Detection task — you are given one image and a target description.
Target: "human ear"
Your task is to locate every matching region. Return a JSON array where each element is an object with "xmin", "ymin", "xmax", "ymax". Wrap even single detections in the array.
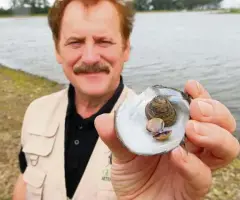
[
  {"xmin": 55, "ymin": 47, "xmax": 63, "ymax": 64},
  {"xmin": 123, "ymin": 39, "xmax": 131, "ymax": 62}
]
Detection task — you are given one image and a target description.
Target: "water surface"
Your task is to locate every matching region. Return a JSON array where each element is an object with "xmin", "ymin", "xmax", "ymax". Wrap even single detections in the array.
[{"xmin": 0, "ymin": 12, "xmax": 239, "ymax": 138}]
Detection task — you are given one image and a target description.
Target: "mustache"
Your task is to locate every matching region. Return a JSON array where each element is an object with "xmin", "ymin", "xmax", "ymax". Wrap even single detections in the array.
[{"xmin": 73, "ymin": 63, "xmax": 110, "ymax": 74}]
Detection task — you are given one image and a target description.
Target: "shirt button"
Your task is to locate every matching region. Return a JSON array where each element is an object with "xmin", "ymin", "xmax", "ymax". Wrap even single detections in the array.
[
  {"xmin": 74, "ymin": 140, "xmax": 80, "ymax": 145},
  {"xmin": 78, "ymin": 125, "xmax": 83, "ymax": 130}
]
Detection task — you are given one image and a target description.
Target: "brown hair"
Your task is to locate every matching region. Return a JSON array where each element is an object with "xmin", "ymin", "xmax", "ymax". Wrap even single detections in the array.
[{"xmin": 47, "ymin": 0, "xmax": 135, "ymax": 49}]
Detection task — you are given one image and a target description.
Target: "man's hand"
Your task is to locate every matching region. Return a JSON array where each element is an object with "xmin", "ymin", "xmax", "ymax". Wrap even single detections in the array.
[
  {"xmin": 184, "ymin": 80, "xmax": 239, "ymax": 170},
  {"xmin": 12, "ymin": 174, "xmax": 26, "ymax": 200},
  {"xmin": 95, "ymin": 80, "xmax": 240, "ymax": 200}
]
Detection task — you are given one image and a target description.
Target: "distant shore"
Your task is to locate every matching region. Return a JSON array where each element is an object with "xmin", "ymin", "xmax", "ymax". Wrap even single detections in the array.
[
  {"xmin": 0, "ymin": 64, "xmax": 240, "ymax": 200},
  {"xmin": 0, "ymin": 9, "xmax": 239, "ymax": 18},
  {"xmin": 217, "ymin": 8, "xmax": 240, "ymax": 14},
  {"xmin": 0, "ymin": 13, "xmax": 48, "ymax": 18}
]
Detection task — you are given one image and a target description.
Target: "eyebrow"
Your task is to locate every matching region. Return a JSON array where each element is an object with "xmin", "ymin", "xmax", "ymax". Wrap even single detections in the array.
[
  {"xmin": 93, "ymin": 35, "xmax": 114, "ymax": 41},
  {"xmin": 64, "ymin": 35, "xmax": 114, "ymax": 46}
]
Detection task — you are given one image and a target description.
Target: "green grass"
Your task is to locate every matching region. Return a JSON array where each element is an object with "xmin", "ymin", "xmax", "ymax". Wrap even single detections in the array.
[
  {"xmin": 217, "ymin": 8, "xmax": 240, "ymax": 14},
  {"xmin": 228, "ymin": 8, "xmax": 240, "ymax": 13}
]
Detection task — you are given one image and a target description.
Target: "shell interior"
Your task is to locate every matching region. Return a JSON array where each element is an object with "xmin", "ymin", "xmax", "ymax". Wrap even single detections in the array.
[{"xmin": 115, "ymin": 85, "xmax": 190, "ymax": 156}]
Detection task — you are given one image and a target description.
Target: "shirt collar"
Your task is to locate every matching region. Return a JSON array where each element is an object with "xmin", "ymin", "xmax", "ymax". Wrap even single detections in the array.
[{"xmin": 66, "ymin": 76, "xmax": 124, "ymax": 124}]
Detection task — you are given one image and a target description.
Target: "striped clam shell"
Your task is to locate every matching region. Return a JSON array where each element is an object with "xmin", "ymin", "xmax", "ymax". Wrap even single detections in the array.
[{"xmin": 145, "ymin": 96, "xmax": 177, "ymax": 127}]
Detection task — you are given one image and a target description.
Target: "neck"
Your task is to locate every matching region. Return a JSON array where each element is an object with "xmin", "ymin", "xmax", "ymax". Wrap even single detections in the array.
[{"xmin": 74, "ymin": 79, "xmax": 120, "ymax": 119}]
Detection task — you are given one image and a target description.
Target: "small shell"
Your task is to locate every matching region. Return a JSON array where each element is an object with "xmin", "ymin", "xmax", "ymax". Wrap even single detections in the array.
[
  {"xmin": 114, "ymin": 85, "xmax": 191, "ymax": 156},
  {"xmin": 154, "ymin": 130, "xmax": 172, "ymax": 141},
  {"xmin": 146, "ymin": 118, "xmax": 165, "ymax": 135},
  {"xmin": 146, "ymin": 118, "xmax": 172, "ymax": 140},
  {"xmin": 146, "ymin": 118, "xmax": 172, "ymax": 141}
]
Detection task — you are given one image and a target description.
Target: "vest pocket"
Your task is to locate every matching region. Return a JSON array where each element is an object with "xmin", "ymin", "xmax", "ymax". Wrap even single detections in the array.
[
  {"xmin": 23, "ymin": 166, "xmax": 46, "ymax": 200},
  {"xmin": 23, "ymin": 128, "xmax": 58, "ymax": 157}
]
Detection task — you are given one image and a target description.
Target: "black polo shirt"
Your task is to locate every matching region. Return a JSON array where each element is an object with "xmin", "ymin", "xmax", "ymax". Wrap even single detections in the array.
[{"xmin": 18, "ymin": 77, "xmax": 124, "ymax": 198}]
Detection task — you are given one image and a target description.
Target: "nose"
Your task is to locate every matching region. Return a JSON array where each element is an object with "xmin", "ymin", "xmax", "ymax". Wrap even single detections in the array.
[{"xmin": 82, "ymin": 43, "xmax": 100, "ymax": 66}]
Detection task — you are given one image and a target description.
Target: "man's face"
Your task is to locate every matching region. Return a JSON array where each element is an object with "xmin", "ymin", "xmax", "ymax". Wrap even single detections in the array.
[{"xmin": 55, "ymin": 0, "xmax": 130, "ymax": 97}]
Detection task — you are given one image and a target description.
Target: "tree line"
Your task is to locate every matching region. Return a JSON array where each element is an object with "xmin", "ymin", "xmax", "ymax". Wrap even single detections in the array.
[
  {"xmin": 0, "ymin": 0, "xmax": 50, "ymax": 16},
  {"xmin": 133, "ymin": 0, "xmax": 223, "ymax": 11},
  {"xmin": 0, "ymin": 0, "xmax": 223, "ymax": 16}
]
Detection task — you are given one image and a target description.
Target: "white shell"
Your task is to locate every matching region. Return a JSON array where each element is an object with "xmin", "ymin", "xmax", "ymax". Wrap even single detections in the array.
[{"xmin": 114, "ymin": 85, "xmax": 191, "ymax": 156}]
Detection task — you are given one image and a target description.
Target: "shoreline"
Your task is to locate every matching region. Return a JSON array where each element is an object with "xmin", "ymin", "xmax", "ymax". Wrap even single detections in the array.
[
  {"xmin": 0, "ymin": 64, "xmax": 240, "ymax": 200},
  {"xmin": 0, "ymin": 13, "xmax": 49, "ymax": 18}
]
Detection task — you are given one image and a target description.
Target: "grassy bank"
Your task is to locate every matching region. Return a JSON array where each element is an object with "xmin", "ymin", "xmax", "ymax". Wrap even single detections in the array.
[
  {"xmin": 136, "ymin": 9, "xmax": 240, "ymax": 14},
  {"xmin": 0, "ymin": 65, "xmax": 239, "ymax": 200},
  {"xmin": 0, "ymin": 65, "xmax": 63, "ymax": 200},
  {"xmin": 217, "ymin": 8, "xmax": 240, "ymax": 14},
  {"xmin": 0, "ymin": 13, "xmax": 48, "ymax": 18}
]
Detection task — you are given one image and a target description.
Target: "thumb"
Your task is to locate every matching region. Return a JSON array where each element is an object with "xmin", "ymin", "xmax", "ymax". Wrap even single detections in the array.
[
  {"xmin": 94, "ymin": 113, "xmax": 136, "ymax": 164},
  {"xmin": 170, "ymin": 146, "xmax": 212, "ymax": 197}
]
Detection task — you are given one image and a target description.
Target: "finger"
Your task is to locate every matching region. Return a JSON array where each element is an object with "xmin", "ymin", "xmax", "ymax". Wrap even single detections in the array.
[
  {"xmin": 171, "ymin": 146, "xmax": 212, "ymax": 197},
  {"xmin": 190, "ymin": 98, "xmax": 237, "ymax": 133},
  {"xmin": 184, "ymin": 137, "xmax": 203, "ymax": 154},
  {"xmin": 184, "ymin": 80, "xmax": 211, "ymax": 99},
  {"xmin": 186, "ymin": 120, "xmax": 240, "ymax": 168},
  {"xmin": 94, "ymin": 113, "xmax": 136, "ymax": 164}
]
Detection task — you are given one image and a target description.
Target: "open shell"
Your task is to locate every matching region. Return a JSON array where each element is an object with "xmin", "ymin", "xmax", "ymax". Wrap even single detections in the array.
[{"xmin": 114, "ymin": 85, "xmax": 191, "ymax": 156}]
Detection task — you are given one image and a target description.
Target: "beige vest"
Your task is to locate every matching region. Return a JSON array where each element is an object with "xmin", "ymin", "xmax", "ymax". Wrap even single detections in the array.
[{"xmin": 21, "ymin": 85, "xmax": 136, "ymax": 200}]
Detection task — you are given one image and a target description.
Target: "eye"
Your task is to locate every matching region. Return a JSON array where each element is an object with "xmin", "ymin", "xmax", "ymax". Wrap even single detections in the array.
[
  {"xmin": 97, "ymin": 40, "xmax": 113, "ymax": 47},
  {"xmin": 69, "ymin": 41, "xmax": 83, "ymax": 48},
  {"xmin": 102, "ymin": 40, "xmax": 111, "ymax": 43},
  {"xmin": 69, "ymin": 41, "xmax": 82, "ymax": 44}
]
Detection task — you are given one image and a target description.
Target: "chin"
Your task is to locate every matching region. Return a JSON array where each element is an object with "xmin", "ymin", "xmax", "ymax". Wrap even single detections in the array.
[
  {"xmin": 74, "ymin": 73, "xmax": 112, "ymax": 97},
  {"xmin": 80, "ymin": 84, "xmax": 110, "ymax": 97}
]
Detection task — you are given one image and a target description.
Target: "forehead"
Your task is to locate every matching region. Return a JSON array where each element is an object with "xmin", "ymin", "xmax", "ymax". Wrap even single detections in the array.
[{"xmin": 61, "ymin": 0, "xmax": 121, "ymax": 36}]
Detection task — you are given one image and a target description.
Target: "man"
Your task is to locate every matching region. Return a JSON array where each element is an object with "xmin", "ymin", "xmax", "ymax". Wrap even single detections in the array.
[{"xmin": 13, "ymin": 0, "xmax": 240, "ymax": 199}]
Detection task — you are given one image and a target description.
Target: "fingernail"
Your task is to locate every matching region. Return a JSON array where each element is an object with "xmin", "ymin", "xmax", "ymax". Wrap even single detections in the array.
[
  {"xmin": 189, "ymin": 121, "xmax": 205, "ymax": 136},
  {"xmin": 197, "ymin": 100, "xmax": 213, "ymax": 117},
  {"xmin": 189, "ymin": 80, "xmax": 202, "ymax": 92},
  {"xmin": 196, "ymin": 81, "xmax": 202, "ymax": 92},
  {"xmin": 189, "ymin": 121, "xmax": 199, "ymax": 133}
]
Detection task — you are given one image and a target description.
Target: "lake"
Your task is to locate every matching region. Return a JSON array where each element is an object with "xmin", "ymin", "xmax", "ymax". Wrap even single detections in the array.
[{"xmin": 0, "ymin": 11, "xmax": 239, "ymax": 139}]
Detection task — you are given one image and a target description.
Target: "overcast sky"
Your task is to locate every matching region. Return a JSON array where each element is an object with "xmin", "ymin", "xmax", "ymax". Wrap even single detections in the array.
[{"xmin": 0, "ymin": 0, "xmax": 240, "ymax": 9}]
